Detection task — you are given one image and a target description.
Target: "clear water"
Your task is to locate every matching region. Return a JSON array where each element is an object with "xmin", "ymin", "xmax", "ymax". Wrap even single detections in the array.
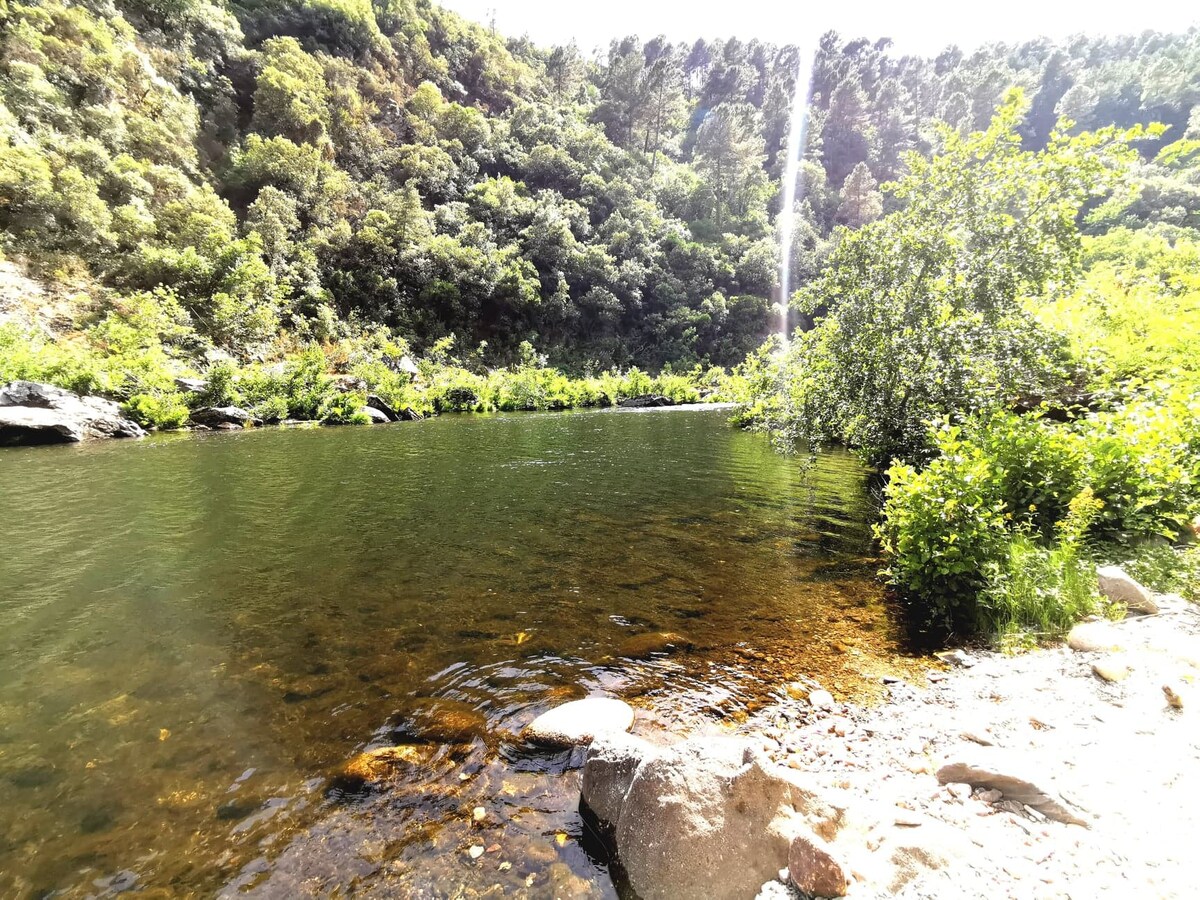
[{"xmin": 0, "ymin": 406, "xmax": 918, "ymax": 897}]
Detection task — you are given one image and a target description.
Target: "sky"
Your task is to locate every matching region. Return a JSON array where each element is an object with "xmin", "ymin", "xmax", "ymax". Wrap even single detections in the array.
[{"xmin": 438, "ymin": 0, "xmax": 1197, "ymax": 57}]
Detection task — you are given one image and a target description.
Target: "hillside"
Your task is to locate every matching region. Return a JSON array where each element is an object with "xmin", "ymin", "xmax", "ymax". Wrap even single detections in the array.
[{"xmin": 0, "ymin": 3, "xmax": 1198, "ymax": 422}]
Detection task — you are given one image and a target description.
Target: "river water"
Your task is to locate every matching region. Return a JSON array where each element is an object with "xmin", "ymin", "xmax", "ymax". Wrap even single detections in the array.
[{"xmin": 0, "ymin": 405, "xmax": 921, "ymax": 897}]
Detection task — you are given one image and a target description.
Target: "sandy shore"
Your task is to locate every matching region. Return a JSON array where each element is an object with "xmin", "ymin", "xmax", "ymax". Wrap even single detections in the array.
[{"xmin": 736, "ymin": 594, "xmax": 1200, "ymax": 898}]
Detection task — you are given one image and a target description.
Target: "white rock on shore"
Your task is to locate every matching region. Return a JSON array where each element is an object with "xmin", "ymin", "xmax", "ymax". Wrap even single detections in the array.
[
  {"xmin": 1096, "ymin": 565, "xmax": 1158, "ymax": 615},
  {"xmin": 523, "ymin": 697, "xmax": 634, "ymax": 747}
]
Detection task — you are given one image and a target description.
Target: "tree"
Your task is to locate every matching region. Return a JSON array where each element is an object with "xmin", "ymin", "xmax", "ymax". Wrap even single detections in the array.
[
  {"xmin": 694, "ymin": 103, "xmax": 767, "ymax": 228},
  {"xmin": 765, "ymin": 91, "xmax": 1144, "ymax": 466},
  {"xmin": 835, "ymin": 161, "xmax": 882, "ymax": 228}
]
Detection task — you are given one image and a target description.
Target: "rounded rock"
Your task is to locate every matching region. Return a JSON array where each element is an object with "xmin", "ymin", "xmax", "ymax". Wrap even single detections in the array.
[
  {"xmin": 523, "ymin": 698, "xmax": 635, "ymax": 748},
  {"xmin": 788, "ymin": 833, "xmax": 848, "ymax": 898}
]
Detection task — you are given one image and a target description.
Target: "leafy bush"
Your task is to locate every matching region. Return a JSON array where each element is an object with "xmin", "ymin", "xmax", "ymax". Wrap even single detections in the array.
[
  {"xmin": 0, "ymin": 324, "xmax": 105, "ymax": 395},
  {"xmin": 197, "ymin": 360, "xmax": 242, "ymax": 408},
  {"xmin": 318, "ymin": 390, "xmax": 369, "ymax": 424},
  {"xmin": 879, "ymin": 397, "xmax": 1200, "ymax": 635},
  {"xmin": 978, "ymin": 490, "xmax": 1103, "ymax": 645},
  {"xmin": 123, "ymin": 391, "xmax": 191, "ymax": 430}
]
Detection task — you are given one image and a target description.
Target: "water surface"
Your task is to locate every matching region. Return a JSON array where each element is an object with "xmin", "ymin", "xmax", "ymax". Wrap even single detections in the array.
[{"xmin": 0, "ymin": 406, "xmax": 919, "ymax": 897}]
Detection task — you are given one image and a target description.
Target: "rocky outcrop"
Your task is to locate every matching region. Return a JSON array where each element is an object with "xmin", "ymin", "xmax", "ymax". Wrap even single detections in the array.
[
  {"xmin": 361, "ymin": 405, "xmax": 391, "ymax": 424},
  {"xmin": 173, "ymin": 376, "xmax": 208, "ymax": 394},
  {"xmin": 618, "ymin": 394, "xmax": 673, "ymax": 408},
  {"xmin": 0, "ymin": 381, "xmax": 146, "ymax": 445},
  {"xmin": 190, "ymin": 406, "xmax": 255, "ymax": 427},
  {"xmin": 1096, "ymin": 565, "xmax": 1158, "ymax": 615},
  {"xmin": 331, "ymin": 374, "xmax": 367, "ymax": 393},
  {"xmin": 523, "ymin": 698, "xmax": 634, "ymax": 748}
]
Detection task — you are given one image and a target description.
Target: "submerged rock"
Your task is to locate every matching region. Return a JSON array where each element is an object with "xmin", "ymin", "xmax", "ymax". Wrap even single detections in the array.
[
  {"xmin": 618, "ymin": 394, "xmax": 673, "ymax": 408},
  {"xmin": 334, "ymin": 744, "xmax": 436, "ymax": 788},
  {"xmin": 523, "ymin": 698, "xmax": 634, "ymax": 748},
  {"xmin": 401, "ymin": 698, "xmax": 489, "ymax": 744},
  {"xmin": 617, "ymin": 631, "xmax": 691, "ymax": 659},
  {"xmin": 1096, "ymin": 566, "xmax": 1158, "ymax": 615},
  {"xmin": 0, "ymin": 381, "xmax": 145, "ymax": 445}
]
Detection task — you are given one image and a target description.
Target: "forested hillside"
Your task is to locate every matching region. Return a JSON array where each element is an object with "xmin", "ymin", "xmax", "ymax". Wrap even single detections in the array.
[{"xmin": 1, "ymin": 1, "xmax": 1198, "ymax": 422}]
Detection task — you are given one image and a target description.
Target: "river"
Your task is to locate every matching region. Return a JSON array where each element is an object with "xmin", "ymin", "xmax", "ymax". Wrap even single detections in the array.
[{"xmin": 0, "ymin": 405, "xmax": 918, "ymax": 897}]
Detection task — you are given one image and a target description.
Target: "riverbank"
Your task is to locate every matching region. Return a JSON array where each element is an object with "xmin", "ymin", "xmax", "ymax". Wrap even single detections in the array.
[{"xmin": 582, "ymin": 588, "xmax": 1199, "ymax": 899}]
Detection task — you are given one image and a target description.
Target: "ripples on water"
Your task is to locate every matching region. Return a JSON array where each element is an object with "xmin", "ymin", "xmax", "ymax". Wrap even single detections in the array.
[{"xmin": 0, "ymin": 406, "xmax": 921, "ymax": 897}]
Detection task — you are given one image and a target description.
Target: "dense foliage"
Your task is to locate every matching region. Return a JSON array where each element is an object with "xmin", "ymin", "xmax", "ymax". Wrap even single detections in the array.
[
  {"xmin": 3, "ymin": 3, "xmax": 1198, "ymax": 378},
  {"xmin": 737, "ymin": 53, "xmax": 1200, "ymax": 639}
]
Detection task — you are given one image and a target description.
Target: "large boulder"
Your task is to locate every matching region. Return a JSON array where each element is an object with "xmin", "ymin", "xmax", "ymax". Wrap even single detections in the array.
[
  {"xmin": 580, "ymin": 732, "xmax": 657, "ymax": 827},
  {"xmin": 190, "ymin": 406, "xmax": 255, "ymax": 427},
  {"xmin": 0, "ymin": 381, "xmax": 146, "ymax": 446},
  {"xmin": 523, "ymin": 698, "xmax": 634, "ymax": 748},
  {"xmin": 1096, "ymin": 565, "xmax": 1158, "ymax": 615},
  {"xmin": 361, "ymin": 405, "xmax": 391, "ymax": 424},
  {"xmin": 618, "ymin": 394, "xmax": 673, "ymax": 408},
  {"xmin": 610, "ymin": 738, "xmax": 849, "ymax": 900}
]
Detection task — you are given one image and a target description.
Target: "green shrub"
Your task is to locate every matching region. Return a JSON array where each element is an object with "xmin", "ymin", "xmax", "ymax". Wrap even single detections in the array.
[
  {"xmin": 251, "ymin": 394, "xmax": 290, "ymax": 424},
  {"xmin": 318, "ymin": 390, "xmax": 369, "ymax": 424},
  {"xmin": 123, "ymin": 391, "xmax": 191, "ymax": 429},
  {"xmin": 0, "ymin": 324, "xmax": 105, "ymax": 394},
  {"xmin": 978, "ymin": 490, "xmax": 1103, "ymax": 645},
  {"xmin": 879, "ymin": 393, "xmax": 1200, "ymax": 636},
  {"xmin": 877, "ymin": 423, "xmax": 1011, "ymax": 632},
  {"xmin": 197, "ymin": 360, "xmax": 242, "ymax": 408}
]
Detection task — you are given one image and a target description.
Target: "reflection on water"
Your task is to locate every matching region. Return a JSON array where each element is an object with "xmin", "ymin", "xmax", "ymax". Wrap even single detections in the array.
[{"xmin": 0, "ymin": 406, "xmax": 922, "ymax": 897}]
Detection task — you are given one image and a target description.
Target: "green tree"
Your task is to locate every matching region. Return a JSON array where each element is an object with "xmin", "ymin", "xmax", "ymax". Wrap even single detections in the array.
[{"xmin": 764, "ymin": 91, "xmax": 1144, "ymax": 466}]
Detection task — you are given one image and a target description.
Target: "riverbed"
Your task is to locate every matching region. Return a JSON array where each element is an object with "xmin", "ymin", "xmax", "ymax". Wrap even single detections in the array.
[{"xmin": 0, "ymin": 405, "xmax": 924, "ymax": 896}]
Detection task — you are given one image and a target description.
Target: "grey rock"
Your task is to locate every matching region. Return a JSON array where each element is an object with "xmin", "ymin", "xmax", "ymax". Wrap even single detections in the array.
[
  {"xmin": 1066, "ymin": 621, "xmax": 1125, "ymax": 653},
  {"xmin": 330, "ymin": 374, "xmax": 366, "ymax": 393},
  {"xmin": 190, "ymin": 406, "xmax": 254, "ymax": 427},
  {"xmin": 618, "ymin": 394, "xmax": 673, "ymax": 408},
  {"xmin": 361, "ymin": 405, "xmax": 390, "ymax": 424},
  {"xmin": 581, "ymin": 732, "xmax": 657, "ymax": 827},
  {"xmin": 173, "ymin": 377, "xmax": 208, "ymax": 394},
  {"xmin": 934, "ymin": 649, "xmax": 978, "ymax": 668},
  {"xmin": 613, "ymin": 738, "xmax": 848, "ymax": 900},
  {"xmin": 936, "ymin": 750, "xmax": 1089, "ymax": 826},
  {"xmin": 1096, "ymin": 565, "xmax": 1158, "ymax": 615},
  {"xmin": 0, "ymin": 381, "xmax": 145, "ymax": 445},
  {"xmin": 366, "ymin": 394, "xmax": 399, "ymax": 421}
]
